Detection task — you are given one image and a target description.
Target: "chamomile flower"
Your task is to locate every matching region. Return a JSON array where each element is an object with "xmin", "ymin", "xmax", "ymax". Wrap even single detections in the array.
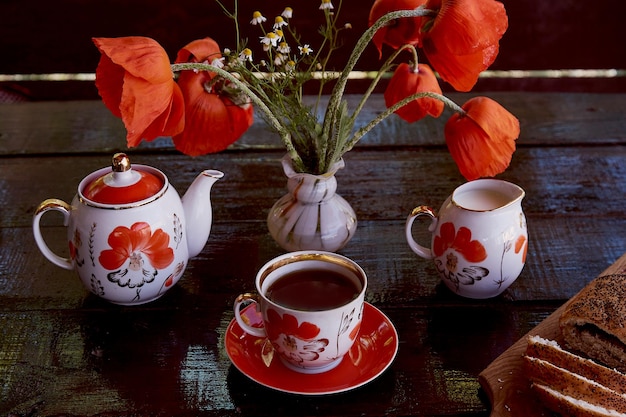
[
  {"xmin": 277, "ymin": 41, "xmax": 291, "ymax": 54},
  {"xmin": 285, "ymin": 60, "xmax": 296, "ymax": 72},
  {"xmin": 319, "ymin": 0, "xmax": 334, "ymax": 10},
  {"xmin": 298, "ymin": 44, "xmax": 313, "ymax": 55},
  {"xmin": 211, "ymin": 57, "xmax": 225, "ymax": 69},
  {"xmin": 274, "ymin": 16, "xmax": 288, "ymax": 29},
  {"xmin": 238, "ymin": 48, "xmax": 253, "ymax": 63},
  {"xmin": 274, "ymin": 29, "xmax": 284, "ymax": 40},
  {"xmin": 281, "ymin": 7, "xmax": 293, "ymax": 19},
  {"xmin": 250, "ymin": 11, "xmax": 266, "ymax": 25},
  {"xmin": 260, "ymin": 32, "xmax": 279, "ymax": 50},
  {"xmin": 274, "ymin": 53, "xmax": 287, "ymax": 66}
]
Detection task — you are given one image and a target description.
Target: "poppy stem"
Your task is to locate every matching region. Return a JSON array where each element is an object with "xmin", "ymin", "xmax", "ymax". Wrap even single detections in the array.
[
  {"xmin": 171, "ymin": 62, "xmax": 306, "ymax": 170},
  {"xmin": 322, "ymin": 6, "xmax": 437, "ymax": 169},
  {"xmin": 342, "ymin": 91, "xmax": 466, "ymax": 154},
  {"xmin": 324, "ymin": 45, "xmax": 411, "ymax": 170}
]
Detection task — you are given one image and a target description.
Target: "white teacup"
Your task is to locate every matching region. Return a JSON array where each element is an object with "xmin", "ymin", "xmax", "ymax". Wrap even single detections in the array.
[
  {"xmin": 405, "ymin": 179, "xmax": 528, "ymax": 299},
  {"xmin": 233, "ymin": 251, "xmax": 367, "ymax": 374}
]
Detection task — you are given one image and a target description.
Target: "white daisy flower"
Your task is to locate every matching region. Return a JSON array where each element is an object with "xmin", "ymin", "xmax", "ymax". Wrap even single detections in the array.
[
  {"xmin": 274, "ymin": 53, "xmax": 287, "ymax": 66},
  {"xmin": 285, "ymin": 60, "xmax": 296, "ymax": 72},
  {"xmin": 210, "ymin": 57, "xmax": 225, "ymax": 69},
  {"xmin": 250, "ymin": 11, "xmax": 266, "ymax": 25},
  {"xmin": 260, "ymin": 32, "xmax": 279, "ymax": 48},
  {"xmin": 273, "ymin": 16, "xmax": 288, "ymax": 29},
  {"xmin": 277, "ymin": 41, "xmax": 291, "ymax": 54},
  {"xmin": 238, "ymin": 48, "xmax": 253, "ymax": 63},
  {"xmin": 319, "ymin": 0, "xmax": 334, "ymax": 10},
  {"xmin": 298, "ymin": 44, "xmax": 313, "ymax": 55},
  {"xmin": 282, "ymin": 7, "xmax": 293, "ymax": 19}
]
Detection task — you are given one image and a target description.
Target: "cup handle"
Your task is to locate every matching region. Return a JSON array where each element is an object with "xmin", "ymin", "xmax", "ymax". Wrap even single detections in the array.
[
  {"xmin": 32, "ymin": 198, "xmax": 73, "ymax": 270},
  {"xmin": 405, "ymin": 205, "xmax": 438, "ymax": 260},
  {"xmin": 233, "ymin": 293, "xmax": 266, "ymax": 338}
]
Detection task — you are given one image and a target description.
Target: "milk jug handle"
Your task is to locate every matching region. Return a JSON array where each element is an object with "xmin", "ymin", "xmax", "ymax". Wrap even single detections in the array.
[
  {"xmin": 405, "ymin": 205, "xmax": 438, "ymax": 260},
  {"xmin": 32, "ymin": 198, "xmax": 73, "ymax": 270}
]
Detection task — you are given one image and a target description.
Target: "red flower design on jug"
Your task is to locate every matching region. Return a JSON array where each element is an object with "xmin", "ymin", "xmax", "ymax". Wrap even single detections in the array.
[
  {"xmin": 433, "ymin": 222, "xmax": 489, "ymax": 290},
  {"xmin": 515, "ymin": 234, "xmax": 528, "ymax": 263},
  {"xmin": 433, "ymin": 222, "xmax": 487, "ymax": 262}
]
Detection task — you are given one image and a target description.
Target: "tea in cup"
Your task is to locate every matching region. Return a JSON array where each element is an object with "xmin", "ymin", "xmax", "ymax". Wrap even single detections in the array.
[
  {"xmin": 405, "ymin": 179, "xmax": 528, "ymax": 299},
  {"xmin": 233, "ymin": 251, "xmax": 366, "ymax": 374}
]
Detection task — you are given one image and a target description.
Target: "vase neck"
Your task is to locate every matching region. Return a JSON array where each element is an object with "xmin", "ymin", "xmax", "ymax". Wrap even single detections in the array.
[{"xmin": 281, "ymin": 154, "xmax": 345, "ymax": 179}]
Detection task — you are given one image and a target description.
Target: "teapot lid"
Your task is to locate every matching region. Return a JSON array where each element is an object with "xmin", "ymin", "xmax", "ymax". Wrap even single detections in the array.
[{"xmin": 82, "ymin": 153, "xmax": 164, "ymax": 204}]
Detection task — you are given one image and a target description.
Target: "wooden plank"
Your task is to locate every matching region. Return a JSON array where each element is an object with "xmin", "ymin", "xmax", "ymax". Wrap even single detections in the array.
[
  {"xmin": 4, "ymin": 145, "xmax": 626, "ymax": 227},
  {"xmin": 1, "ymin": 93, "xmax": 625, "ymax": 156},
  {"xmin": 0, "ymin": 301, "xmax": 553, "ymax": 416},
  {"xmin": 6, "ymin": 145, "xmax": 625, "ymax": 304},
  {"xmin": 6, "ymin": 211, "xmax": 626, "ymax": 308},
  {"xmin": 3, "ymin": 77, "xmax": 626, "ymax": 102},
  {"xmin": 1, "ymin": 93, "xmax": 625, "ymax": 415}
]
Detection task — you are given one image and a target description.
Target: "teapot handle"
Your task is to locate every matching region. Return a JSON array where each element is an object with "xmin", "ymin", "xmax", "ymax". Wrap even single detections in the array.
[
  {"xmin": 32, "ymin": 199, "xmax": 73, "ymax": 270},
  {"xmin": 405, "ymin": 205, "xmax": 438, "ymax": 260}
]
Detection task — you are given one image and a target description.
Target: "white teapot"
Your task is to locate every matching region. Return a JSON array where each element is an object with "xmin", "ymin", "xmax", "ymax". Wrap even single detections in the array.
[{"xmin": 33, "ymin": 153, "xmax": 224, "ymax": 305}]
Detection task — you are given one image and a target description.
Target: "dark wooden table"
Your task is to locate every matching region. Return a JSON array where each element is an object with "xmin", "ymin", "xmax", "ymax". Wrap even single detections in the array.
[{"xmin": 1, "ymin": 92, "xmax": 625, "ymax": 416}]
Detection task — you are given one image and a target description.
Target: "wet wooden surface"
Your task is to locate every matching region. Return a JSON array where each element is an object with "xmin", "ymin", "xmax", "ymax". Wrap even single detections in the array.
[{"xmin": 1, "ymin": 92, "xmax": 626, "ymax": 416}]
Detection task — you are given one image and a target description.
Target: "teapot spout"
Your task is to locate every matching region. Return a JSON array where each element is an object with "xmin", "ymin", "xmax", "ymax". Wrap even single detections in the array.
[{"xmin": 182, "ymin": 170, "xmax": 224, "ymax": 259}]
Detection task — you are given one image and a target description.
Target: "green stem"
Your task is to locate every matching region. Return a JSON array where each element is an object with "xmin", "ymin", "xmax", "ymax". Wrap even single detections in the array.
[
  {"xmin": 348, "ymin": 44, "xmax": 418, "ymax": 135},
  {"xmin": 322, "ymin": 7, "xmax": 436, "ymax": 148},
  {"xmin": 325, "ymin": 52, "xmax": 397, "ymax": 168},
  {"xmin": 340, "ymin": 91, "xmax": 466, "ymax": 155}
]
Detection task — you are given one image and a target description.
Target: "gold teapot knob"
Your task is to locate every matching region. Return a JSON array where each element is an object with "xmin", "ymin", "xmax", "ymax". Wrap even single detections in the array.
[{"xmin": 112, "ymin": 153, "xmax": 131, "ymax": 172}]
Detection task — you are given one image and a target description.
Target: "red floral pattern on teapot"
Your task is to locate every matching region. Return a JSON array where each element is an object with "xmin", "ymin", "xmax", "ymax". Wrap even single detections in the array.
[{"xmin": 99, "ymin": 222, "xmax": 175, "ymax": 271}]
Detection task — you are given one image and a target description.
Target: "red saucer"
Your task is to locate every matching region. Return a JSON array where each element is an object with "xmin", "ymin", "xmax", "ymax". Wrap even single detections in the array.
[{"xmin": 225, "ymin": 302, "xmax": 398, "ymax": 395}]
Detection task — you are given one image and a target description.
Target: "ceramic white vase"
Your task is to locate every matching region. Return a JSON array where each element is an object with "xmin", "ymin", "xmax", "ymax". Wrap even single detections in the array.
[{"xmin": 267, "ymin": 155, "xmax": 357, "ymax": 252}]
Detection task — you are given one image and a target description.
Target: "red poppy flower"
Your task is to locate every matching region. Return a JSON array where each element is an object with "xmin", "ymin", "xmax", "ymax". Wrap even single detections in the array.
[
  {"xmin": 266, "ymin": 309, "xmax": 321, "ymax": 341},
  {"xmin": 433, "ymin": 222, "xmax": 487, "ymax": 262},
  {"xmin": 99, "ymin": 222, "xmax": 175, "ymax": 271},
  {"xmin": 384, "ymin": 63, "xmax": 443, "ymax": 122},
  {"xmin": 444, "ymin": 96, "xmax": 519, "ymax": 180},
  {"xmin": 172, "ymin": 38, "xmax": 254, "ymax": 156},
  {"xmin": 421, "ymin": 0, "xmax": 508, "ymax": 91},
  {"xmin": 368, "ymin": 0, "xmax": 428, "ymax": 58},
  {"xmin": 93, "ymin": 37, "xmax": 185, "ymax": 147}
]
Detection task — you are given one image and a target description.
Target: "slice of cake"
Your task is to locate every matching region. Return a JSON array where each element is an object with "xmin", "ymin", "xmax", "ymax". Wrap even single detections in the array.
[{"xmin": 523, "ymin": 335, "xmax": 626, "ymax": 416}]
